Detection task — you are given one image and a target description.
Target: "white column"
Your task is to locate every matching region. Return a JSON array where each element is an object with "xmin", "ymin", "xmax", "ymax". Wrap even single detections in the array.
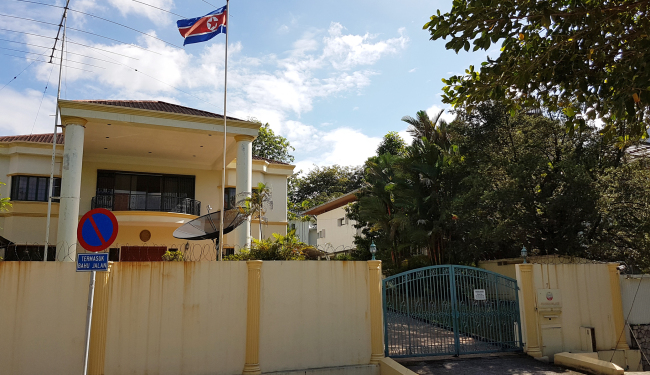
[
  {"xmin": 56, "ymin": 117, "xmax": 86, "ymax": 261},
  {"xmin": 235, "ymin": 135, "xmax": 254, "ymax": 249}
]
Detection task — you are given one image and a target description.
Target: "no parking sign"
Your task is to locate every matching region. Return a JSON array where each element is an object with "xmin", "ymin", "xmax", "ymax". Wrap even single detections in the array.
[{"xmin": 77, "ymin": 208, "xmax": 119, "ymax": 252}]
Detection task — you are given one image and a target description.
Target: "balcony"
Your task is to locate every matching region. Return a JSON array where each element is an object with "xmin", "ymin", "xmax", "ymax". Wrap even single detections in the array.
[{"xmin": 91, "ymin": 194, "xmax": 201, "ymax": 216}]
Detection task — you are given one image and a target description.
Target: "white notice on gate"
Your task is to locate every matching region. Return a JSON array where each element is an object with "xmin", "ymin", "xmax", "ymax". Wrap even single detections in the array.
[{"xmin": 474, "ymin": 289, "xmax": 486, "ymax": 301}]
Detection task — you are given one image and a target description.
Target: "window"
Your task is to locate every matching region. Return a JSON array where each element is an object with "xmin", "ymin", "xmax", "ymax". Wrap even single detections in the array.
[
  {"xmin": 224, "ymin": 187, "xmax": 237, "ymax": 209},
  {"xmin": 11, "ymin": 176, "xmax": 61, "ymax": 202},
  {"xmin": 337, "ymin": 218, "xmax": 346, "ymax": 226},
  {"xmin": 95, "ymin": 170, "xmax": 196, "ymax": 214},
  {"xmin": 224, "ymin": 247, "xmax": 235, "ymax": 256},
  {"xmin": 318, "ymin": 229, "xmax": 326, "ymax": 238}
]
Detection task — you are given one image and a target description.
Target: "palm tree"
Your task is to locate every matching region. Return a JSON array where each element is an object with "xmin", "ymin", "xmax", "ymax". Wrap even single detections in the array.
[
  {"xmin": 402, "ymin": 110, "xmax": 445, "ymax": 142},
  {"xmin": 401, "ymin": 109, "xmax": 457, "ymax": 264},
  {"xmin": 242, "ymin": 182, "xmax": 273, "ymax": 240}
]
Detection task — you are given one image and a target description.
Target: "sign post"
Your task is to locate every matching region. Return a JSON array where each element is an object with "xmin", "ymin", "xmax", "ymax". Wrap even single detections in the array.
[{"xmin": 76, "ymin": 208, "xmax": 118, "ymax": 375}]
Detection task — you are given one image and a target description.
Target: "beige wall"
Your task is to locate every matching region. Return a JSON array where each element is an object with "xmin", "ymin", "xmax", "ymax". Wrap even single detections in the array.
[
  {"xmin": 517, "ymin": 263, "xmax": 620, "ymax": 358},
  {"xmin": 0, "ymin": 261, "xmax": 378, "ymax": 375},
  {"xmin": 0, "ymin": 262, "xmax": 89, "ymax": 375},
  {"xmin": 103, "ymin": 262, "xmax": 248, "ymax": 375},
  {"xmin": 316, "ymin": 205, "xmax": 358, "ymax": 250},
  {"xmin": 478, "ymin": 260, "xmax": 518, "ymax": 280},
  {"xmin": 259, "ymin": 261, "xmax": 372, "ymax": 372}
]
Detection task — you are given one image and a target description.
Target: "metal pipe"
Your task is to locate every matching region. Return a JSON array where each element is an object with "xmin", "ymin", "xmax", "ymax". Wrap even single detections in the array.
[{"xmin": 44, "ymin": 5, "xmax": 68, "ymax": 261}]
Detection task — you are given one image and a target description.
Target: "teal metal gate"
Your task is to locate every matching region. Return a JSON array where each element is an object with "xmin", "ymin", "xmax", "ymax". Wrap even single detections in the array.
[{"xmin": 383, "ymin": 265, "xmax": 523, "ymax": 357}]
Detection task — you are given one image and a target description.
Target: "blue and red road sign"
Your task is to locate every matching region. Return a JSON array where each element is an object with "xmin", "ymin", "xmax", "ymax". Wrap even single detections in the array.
[{"xmin": 77, "ymin": 208, "xmax": 119, "ymax": 252}]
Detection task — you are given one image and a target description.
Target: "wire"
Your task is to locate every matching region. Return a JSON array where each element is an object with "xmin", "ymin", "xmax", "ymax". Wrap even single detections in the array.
[
  {"xmin": 0, "ymin": 54, "xmax": 95, "ymax": 72},
  {"xmin": 0, "ymin": 46, "xmax": 123, "ymax": 65},
  {"xmin": 0, "ymin": 52, "xmax": 105, "ymax": 68},
  {"xmin": 85, "ymin": 45, "xmax": 224, "ymax": 113},
  {"xmin": 0, "ymin": 13, "xmax": 162, "ymax": 55},
  {"xmin": 0, "ymin": 31, "xmax": 140, "ymax": 60},
  {"xmin": 30, "ymin": 64, "xmax": 55, "ymax": 135},
  {"xmin": 0, "ymin": 60, "xmax": 35, "ymax": 92},
  {"xmin": 131, "ymin": 0, "xmax": 186, "ymax": 18},
  {"xmin": 199, "ymin": 0, "xmax": 217, "ymax": 9},
  {"xmin": 13, "ymin": 0, "xmax": 182, "ymax": 49},
  {"xmin": 611, "ymin": 275, "xmax": 644, "ymax": 363}
]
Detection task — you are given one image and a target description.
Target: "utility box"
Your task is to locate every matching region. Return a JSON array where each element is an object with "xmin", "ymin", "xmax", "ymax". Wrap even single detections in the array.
[{"xmin": 537, "ymin": 289, "xmax": 564, "ymax": 359}]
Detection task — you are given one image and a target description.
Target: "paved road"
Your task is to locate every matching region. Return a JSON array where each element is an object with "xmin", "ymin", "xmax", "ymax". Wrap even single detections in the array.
[{"xmin": 399, "ymin": 353, "xmax": 585, "ymax": 375}]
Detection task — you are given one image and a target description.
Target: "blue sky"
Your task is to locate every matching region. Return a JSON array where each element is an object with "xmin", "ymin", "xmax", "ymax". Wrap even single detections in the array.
[{"xmin": 0, "ymin": 0, "xmax": 493, "ymax": 172}]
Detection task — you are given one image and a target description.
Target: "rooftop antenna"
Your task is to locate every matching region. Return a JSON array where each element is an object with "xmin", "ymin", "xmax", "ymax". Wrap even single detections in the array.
[{"xmin": 44, "ymin": 0, "xmax": 71, "ymax": 261}]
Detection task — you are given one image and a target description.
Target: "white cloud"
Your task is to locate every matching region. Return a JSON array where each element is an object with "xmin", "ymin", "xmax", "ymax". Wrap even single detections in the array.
[
  {"xmin": 77, "ymin": 0, "xmax": 177, "ymax": 23},
  {"xmin": 290, "ymin": 127, "xmax": 382, "ymax": 173},
  {"xmin": 6, "ymin": 18, "xmax": 409, "ymax": 172},
  {"xmin": 426, "ymin": 104, "xmax": 456, "ymax": 123},
  {"xmin": 0, "ymin": 87, "xmax": 57, "ymax": 135},
  {"xmin": 408, "ymin": 68, "xmax": 416, "ymax": 73},
  {"xmin": 323, "ymin": 23, "xmax": 408, "ymax": 70}
]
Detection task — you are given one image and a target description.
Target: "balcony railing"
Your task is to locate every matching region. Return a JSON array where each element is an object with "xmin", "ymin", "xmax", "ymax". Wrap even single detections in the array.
[{"xmin": 91, "ymin": 194, "xmax": 201, "ymax": 216}]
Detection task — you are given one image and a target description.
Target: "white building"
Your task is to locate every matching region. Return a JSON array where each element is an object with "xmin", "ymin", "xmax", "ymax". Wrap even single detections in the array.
[
  {"xmin": 302, "ymin": 190, "xmax": 359, "ymax": 252},
  {"xmin": 0, "ymin": 100, "xmax": 294, "ymax": 261}
]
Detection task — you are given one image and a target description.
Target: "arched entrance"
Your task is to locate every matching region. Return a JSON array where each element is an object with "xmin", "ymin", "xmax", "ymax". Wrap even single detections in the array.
[{"xmin": 383, "ymin": 265, "xmax": 523, "ymax": 357}]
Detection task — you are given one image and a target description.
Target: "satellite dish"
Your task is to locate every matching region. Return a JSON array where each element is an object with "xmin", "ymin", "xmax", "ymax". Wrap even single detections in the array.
[{"xmin": 173, "ymin": 209, "xmax": 247, "ymax": 241}]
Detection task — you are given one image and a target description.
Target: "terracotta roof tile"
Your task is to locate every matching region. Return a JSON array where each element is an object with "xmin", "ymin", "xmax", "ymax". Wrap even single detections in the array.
[
  {"xmin": 73, "ymin": 100, "xmax": 244, "ymax": 121},
  {"xmin": 0, "ymin": 133, "xmax": 63, "ymax": 144}
]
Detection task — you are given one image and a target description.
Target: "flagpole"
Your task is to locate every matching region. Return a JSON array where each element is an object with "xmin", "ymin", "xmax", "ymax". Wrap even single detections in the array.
[{"xmin": 218, "ymin": 0, "xmax": 229, "ymax": 261}]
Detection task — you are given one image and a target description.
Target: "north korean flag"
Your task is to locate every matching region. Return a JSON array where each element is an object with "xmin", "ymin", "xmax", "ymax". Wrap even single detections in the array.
[{"xmin": 177, "ymin": 6, "xmax": 227, "ymax": 46}]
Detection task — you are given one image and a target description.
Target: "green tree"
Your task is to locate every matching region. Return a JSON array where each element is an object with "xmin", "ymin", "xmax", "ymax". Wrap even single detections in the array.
[
  {"xmin": 592, "ymin": 160, "xmax": 650, "ymax": 269},
  {"xmin": 251, "ymin": 121, "xmax": 295, "ymax": 163},
  {"xmin": 241, "ymin": 182, "xmax": 273, "ymax": 240},
  {"xmin": 353, "ymin": 103, "xmax": 650, "ymax": 270},
  {"xmin": 424, "ymin": 0, "xmax": 650, "ymax": 138},
  {"xmin": 376, "ymin": 131, "xmax": 407, "ymax": 157},
  {"xmin": 289, "ymin": 165, "xmax": 364, "ymax": 210}
]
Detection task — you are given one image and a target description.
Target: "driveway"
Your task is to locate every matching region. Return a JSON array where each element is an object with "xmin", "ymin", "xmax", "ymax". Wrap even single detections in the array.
[{"xmin": 398, "ymin": 353, "xmax": 585, "ymax": 375}]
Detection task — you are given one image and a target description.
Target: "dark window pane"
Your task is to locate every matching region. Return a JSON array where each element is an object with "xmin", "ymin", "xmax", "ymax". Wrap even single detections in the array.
[
  {"xmin": 27, "ymin": 177, "xmax": 37, "ymax": 201},
  {"xmin": 37, "ymin": 177, "xmax": 47, "ymax": 201},
  {"xmin": 178, "ymin": 178, "xmax": 194, "ymax": 199},
  {"xmin": 224, "ymin": 187, "xmax": 236, "ymax": 209},
  {"xmin": 97, "ymin": 172, "xmax": 115, "ymax": 194},
  {"xmin": 10, "ymin": 176, "xmax": 20, "ymax": 200},
  {"xmin": 53, "ymin": 178, "xmax": 61, "ymax": 202},
  {"xmin": 114, "ymin": 174, "xmax": 131, "ymax": 194},
  {"xmin": 18, "ymin": 177, "xmax": 27, "ymax": 200}
]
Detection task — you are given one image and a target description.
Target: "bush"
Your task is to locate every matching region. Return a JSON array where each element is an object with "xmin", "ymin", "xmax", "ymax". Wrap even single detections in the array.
[
  {"xmin": 162, "ymin": 249, "xmax": 184, "ymax": 261},
  {"xmin": 334, "ymin": 253, "xmax": 353, "ymax": 261},
  {"xmin": 224, "ymin": 231, "xmax": 313, "ymax": 261}
]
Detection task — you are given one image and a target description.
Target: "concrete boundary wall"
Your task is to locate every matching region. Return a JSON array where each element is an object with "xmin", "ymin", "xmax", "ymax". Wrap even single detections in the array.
[
  {"xmin": 259, "ymin": 262, "xmax": 372, "ymax": 373},
  {"xmin": 0, "ymin": 261, "xmax": 384, "ymax": 375},
  {"xmin": 517, "ymin": 263, "xmax": 630, "ymax": 360},
  {"xmin": 0, "ymin": 262, "xmax": 89, "ymax": 375}
]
